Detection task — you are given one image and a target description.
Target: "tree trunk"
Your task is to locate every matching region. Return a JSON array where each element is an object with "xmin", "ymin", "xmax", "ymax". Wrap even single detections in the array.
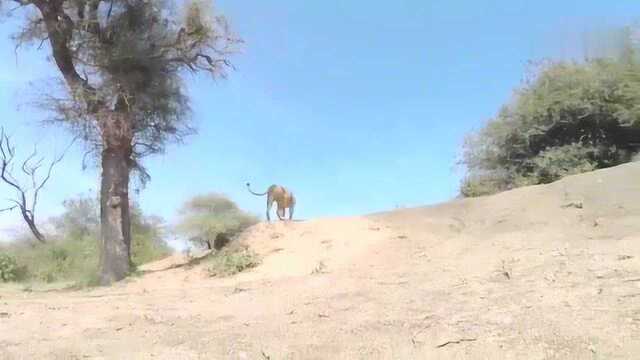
[
  {"xmin": 98, "ymin": 143, "xmax": 133, "ymax": 285},
  {"xmin": 22, "ymin": 210, "xmax": 46, "ymax": 244}
]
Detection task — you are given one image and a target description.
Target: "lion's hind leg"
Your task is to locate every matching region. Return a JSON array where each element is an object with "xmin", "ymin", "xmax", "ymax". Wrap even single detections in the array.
[{"xmin": 266, "ymin": 197, "xmax": 274, "ymax": 222}]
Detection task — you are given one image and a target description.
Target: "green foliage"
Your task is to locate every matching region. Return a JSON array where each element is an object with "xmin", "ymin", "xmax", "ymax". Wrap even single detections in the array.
[
  {"xmin": 184, "ymin": 0, "xmax": 216, "ymax": 40},
  {"xmin": 52, "ymin": 196, "xmax": 99, "ymax": 239},
  {"xmin": 129, "ymin": 207, "xmax": 171, "ymax": 266},
  {"xmin": 2, "ymin": 235, "xmax": 99, "ymax": 284},
  {"xmin": 53, "ymin": 194, "xmax": 171, "ymax": 267},
  {"xmin": 529, "ymin": 143, "xmax": 600, "ymax": 183},
  {"xmin": 177, "ymin": 193, "xmax": 258, "ymax": 250},
  {"xmin": 206, "ymin": 246, "xmax": 260, "ymax": 277},
  {"xmin": 461, "ymin": 51, "xmax": 640, "ymax": 196},
  {"xmin": 1, "ymin": 194, "xmax": 169, "ymax": 285},
  {"xmin": 0, "ymin": 253, "xmax": 22, "ymax": 282},
  {"xmin": 20, "ymin": 0, "xmax": 241, "ymax": 166},
  {"xmin": 460, "ymin": 170, "xmax": 516, "ymax": 198}
]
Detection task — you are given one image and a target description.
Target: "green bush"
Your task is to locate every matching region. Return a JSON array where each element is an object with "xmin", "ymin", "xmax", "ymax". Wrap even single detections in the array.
[
  {"xmin": 0, "ymin": 253, "xmax": 21, "ymax": 282},
  {"xmin": 52, "ymin": 196, "xmax": 99, "ymax": 239},
  {"xmin": 529, "ymin": 143, "xmax": 599, "ymax": 183},
  {"xmin": 3, "ymin": 235, "xmax": 99, "ymax": 284},
  {"xmin": 0, "ymin": 194, "xmax": 170, "ymax": 285},
  {"xmin": 129, "ymin": 208, "xmax": 171, "ymax": 265},
  {"xmin": 460, "ymin": 52, "xmax": 640, "ymax": 196},
  {"xmin": 460, "ymin": 170, "xmax": 516, "ymax": 197},
  {"xmin": 177, "ymin": 193, "xmax": 258, "ymax": 250},
  {"xmin": 206, "ymin": 246, "xmax": 260, "ymax": 277}
]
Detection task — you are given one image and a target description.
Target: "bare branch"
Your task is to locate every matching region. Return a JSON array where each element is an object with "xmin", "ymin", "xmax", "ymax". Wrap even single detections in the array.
[
  {"xmin": 20, "ymin": 145, "xmax": 38, "ymax": 176},
  {"xmin": 0, "ymin": 205, "xmax": 18, "ymax": 213},
  {"xmin": 133, "ymin": 141, "xmax": 162, "ymax": 157},
  {"xmin": 0, "ymin": 126, "xmax": 74, "ymax": 243},
  {"xmin": 106, "ymin": 0, "xmax": 114, "ymax": 20},
  {"xmin": 0, "ymin": 129, "xmax": 24, "ymax": 196},
  {"xmin": 37, "ymin": 36, "xmax": 48, "ymax": 50},
  {"xmin": 32, "ymin": 136, "xmax": 76, "ymax": 210}
]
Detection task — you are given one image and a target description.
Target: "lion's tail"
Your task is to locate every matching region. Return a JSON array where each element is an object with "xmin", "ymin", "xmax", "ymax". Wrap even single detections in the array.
[{"xmin": 246, "ymin": 182, "xmax": 268, "ymax": 196}]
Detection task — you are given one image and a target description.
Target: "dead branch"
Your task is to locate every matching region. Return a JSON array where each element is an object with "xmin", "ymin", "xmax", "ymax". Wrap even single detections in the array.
[
  {"xmin": 0, "ymin": 205, "xmax": 18, "ymax": 212},
  {"xmin": 0, "ymin": 126, "xmax": 73, "ymax": 243},
  {"xmin": 435, "ymin": 338, "xmax": 477, "ymax": 348}
]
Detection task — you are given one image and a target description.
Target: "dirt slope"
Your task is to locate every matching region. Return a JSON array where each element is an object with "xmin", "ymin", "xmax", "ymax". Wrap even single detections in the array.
[{"xmin": 2, "ymin": 163, "xmax": 640, "ymax": 359}]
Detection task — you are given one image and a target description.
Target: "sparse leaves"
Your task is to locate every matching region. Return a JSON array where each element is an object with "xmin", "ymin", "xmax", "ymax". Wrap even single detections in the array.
[
  {"xmin": 177, "ymin": 194, "xmax": 258, "ymax": 250},
  {"xmin": 9, "ymin": 0, "xmax": 240, "ymax": 165}
]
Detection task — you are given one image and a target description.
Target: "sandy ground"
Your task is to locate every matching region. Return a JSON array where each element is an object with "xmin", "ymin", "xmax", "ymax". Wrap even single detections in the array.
[{"xmin": 2, "ymin": 163, "xmax": 640, "ymax": 359}]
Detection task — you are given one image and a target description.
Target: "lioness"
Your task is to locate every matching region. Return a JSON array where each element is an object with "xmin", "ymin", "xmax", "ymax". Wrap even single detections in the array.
[{"xmin": 246, "ymin": 183, "xmax": 296, "ymax": 222}]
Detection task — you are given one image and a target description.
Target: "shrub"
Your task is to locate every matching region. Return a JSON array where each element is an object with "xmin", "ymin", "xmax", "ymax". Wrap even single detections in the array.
[
  {"xmin": 460, "ymin": 55, "xmax": 640, "ymax": 196},
  {"xmin": 460, "ymin": 169, "xmax": 516, "ymax": 197},
  {"xmin": 529, "ymin": 143, "xmax": 599, "ymax": 183},
  {"xmin": 52, "ymin": 196, "xmax": 99, "ymax": 239},
  {"xmin": 206, "ymin": 246, "xmax": 259, "ymax": 277},
  {"xmin": 0, "ymin": 253, "xmax": 21, "ymax": 282},
  {"xmin": 3, "ymin": 234, "xmax": 99, "ymax": 283},
  {"xmin": 177, "ymin": 193, "xmax": 258, "ymax": 250},
  {"xmin": 1, "ymin": 194, "xmax": 170, "ymax": 285},
  {"xmin": 129, "ymin": 208, "xmax": 171, "ymax": 265}
]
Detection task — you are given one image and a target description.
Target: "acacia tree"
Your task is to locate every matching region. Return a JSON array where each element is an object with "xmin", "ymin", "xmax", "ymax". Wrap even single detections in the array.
[
  {"xmin": 3, "ymin": 0, "xmax": 240, "ymax": 283},
  {"xmin": 176, "ymin": 194, "xmax": 257, "ymax": 250}
]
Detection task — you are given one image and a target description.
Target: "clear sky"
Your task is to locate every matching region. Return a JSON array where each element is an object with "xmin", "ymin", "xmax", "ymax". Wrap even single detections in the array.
[{"xmin": 1, "ymin": 0, "xmax": 640, "ymax": 238}]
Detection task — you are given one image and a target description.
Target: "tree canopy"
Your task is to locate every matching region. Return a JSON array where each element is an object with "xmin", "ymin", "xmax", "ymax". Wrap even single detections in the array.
[
  {"xmin": 176, "ymin": 193, "xmax": 258, "ymax": 250},
  {"xmin": 11, "ymin": 0, "xmax": 240, "ymax": 171},
  {"xmin": 461, "ymin": 51, "xmax": 640, "ymax": 197}
]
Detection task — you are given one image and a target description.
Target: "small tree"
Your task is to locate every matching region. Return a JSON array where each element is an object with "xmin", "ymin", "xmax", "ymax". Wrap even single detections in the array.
[
  {"xmin": 49, "ymin": 193, "xmax": 170, "ymax": 265},
  {"xmin": 176, "ymin": 194, "xmax": 257, "ymax": 250},
  {"xmin": 129, "ymin": 204, "xmax": 171, "ymax": 265},
  {"xmin": 0, "ymin": 127, "xmax": 68, "ymax": 243},
  {"xmin": 52, "ymin": 194, "xmax": 100, "ymax": 239}
]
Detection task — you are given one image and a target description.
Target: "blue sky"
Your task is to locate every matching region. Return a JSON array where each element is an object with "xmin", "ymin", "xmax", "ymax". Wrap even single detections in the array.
[{"xmin": 1, "ymin": 0, "xmax": 640, "ymax": 237}]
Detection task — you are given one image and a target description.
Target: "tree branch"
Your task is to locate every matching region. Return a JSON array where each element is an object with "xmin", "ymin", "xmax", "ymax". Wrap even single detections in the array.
[
  {"xmin": 0, "ymin": 130, "xmax": 24, "ymax": 196},
  {"xmin": 32, "ymin": 136, "xmax": 75, "ymax": 210},
  {"xmin": 32, "ymin": 0, "xmax": 103, "ymax": 113},
  {"xmin": 0, "ymin": 126, "xmax": 73, "ymax": 243},
  {"xmin": 0, "ymin": 205, "xmax": 18, "ymax": 213}
]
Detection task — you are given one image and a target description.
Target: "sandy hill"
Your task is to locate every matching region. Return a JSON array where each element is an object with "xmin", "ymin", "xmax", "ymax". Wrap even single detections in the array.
[{"xmin": 2, "ymin": 163, "xmax": 640, "ymax": 359}]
